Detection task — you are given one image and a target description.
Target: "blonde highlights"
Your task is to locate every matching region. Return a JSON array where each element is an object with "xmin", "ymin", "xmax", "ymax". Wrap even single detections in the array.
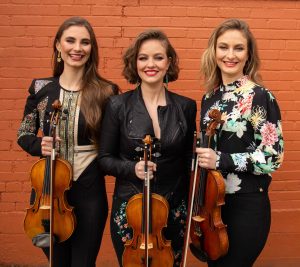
[{"xmin": 201, "ymin": 18, "xmax": 262, "ymax": 93}]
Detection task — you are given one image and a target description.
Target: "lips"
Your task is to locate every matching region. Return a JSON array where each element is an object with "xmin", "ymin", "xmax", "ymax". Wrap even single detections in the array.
[
  {"xmin": 145, "ymin": 70, "xmax": 158, "ymax": 76},
  {"xmin": 224, "ymin": 61, "xmax": 238, "ymax": 67},
  {"xmin": 69, "ymin": 54, "xmax": 85, "ymax": 61}
]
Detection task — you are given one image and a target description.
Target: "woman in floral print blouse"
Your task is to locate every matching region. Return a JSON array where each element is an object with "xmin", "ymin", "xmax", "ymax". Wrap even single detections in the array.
[{"xmin": 196, "ymin": 19, "xmax": 284, "ymax": 267}]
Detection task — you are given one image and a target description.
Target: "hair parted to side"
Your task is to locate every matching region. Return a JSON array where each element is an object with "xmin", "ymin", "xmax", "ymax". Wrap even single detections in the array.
[
  {"xmin": 201, "ymin": 18, "xmax": 262, "ymax": 92},
  {"xmin": 52, "ymin": 16, "xmax": 117, "ymax": 145},
  {"xmin": 122, "ymin": 29, "xmax": 179, "ymax": 84}
]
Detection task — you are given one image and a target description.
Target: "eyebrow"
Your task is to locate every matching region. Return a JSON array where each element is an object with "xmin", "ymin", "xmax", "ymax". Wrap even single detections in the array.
[{"xmin": 65, "ymin": 36, "xmax": 91, "ymax": 41}]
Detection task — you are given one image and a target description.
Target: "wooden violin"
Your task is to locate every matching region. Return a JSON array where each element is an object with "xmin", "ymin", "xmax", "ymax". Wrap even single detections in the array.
[
  {"xmin": 24, "ymin": 100, "xmax": 76, "ymax": 266},
  {"xmin": 122, "ymin": 135, "xmax": 174, "ymax": 267},
  {"xmin": 181, "ymin": 109, "xmax": 228, "ymax": 266}
]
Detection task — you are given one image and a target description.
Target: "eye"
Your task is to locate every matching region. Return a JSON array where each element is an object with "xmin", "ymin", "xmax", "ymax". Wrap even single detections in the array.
[
  {"xmin": 138, "ymin": 56, "xmax": 147, "ymax": 61},
  {"xmin": 218, "ymin": 45, "xmax": 227, "ymax": 50},
  {"xmin": 235, "ymin": 46, "xmax": 245, "ymax": 51},
  {"xmin": 66, "ymin": 38, "xmax": 75, "ymax": 43},
  {"xmin": 154, "ymin": 55, "xmax": 164, "ymax": 60},
  {"xmin": 82, "ymin": 40, "xmax": 91, "ymax": 45}
]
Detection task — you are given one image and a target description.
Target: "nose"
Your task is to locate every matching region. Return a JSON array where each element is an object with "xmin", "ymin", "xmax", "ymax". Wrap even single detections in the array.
[
  {"xmin": 74, "ymin": 41, "xmax": 82, "ymax": 51},
  {"xmin": 147, "ymin": 58, "xmax": 155, "ymax": 67},
  {"xmin": 226, "ymin": 48, "xmax": 235, "ymax": 58}
]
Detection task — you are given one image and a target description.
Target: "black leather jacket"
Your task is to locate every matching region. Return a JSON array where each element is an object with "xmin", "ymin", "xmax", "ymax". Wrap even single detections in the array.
[{"xmin": 98, "ymin": 87, "xmax": 196, "ymax": 207}]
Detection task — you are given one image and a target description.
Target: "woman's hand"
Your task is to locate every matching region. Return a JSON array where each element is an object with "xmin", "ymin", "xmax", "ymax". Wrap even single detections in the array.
[
  {"xmin": 135, "ymin": 160, "xmax": 157, "ymax": 180},
  {"xmin": 41, "ymin": 136, "xmax": 61, "ymax": 156},
  {"xmin": 196, "ymin": 147, "xmax": 217, "ymax": 170}
]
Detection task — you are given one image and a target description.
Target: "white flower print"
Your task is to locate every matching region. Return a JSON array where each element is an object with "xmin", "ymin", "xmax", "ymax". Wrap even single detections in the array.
[
  {"xmin": 250, "ymin": 149, "xmax": 266, "ymax": 164},
  {"xmin": 222, "ymin": 92, "xmax": 237, "ymax": 102},
  {"xmin": 231, "ymin": 153, "xmax": 248, "ymax": 171},
  {"xmin": 225, "ymin": 173, "xmax": 241, "ymax": 194}
]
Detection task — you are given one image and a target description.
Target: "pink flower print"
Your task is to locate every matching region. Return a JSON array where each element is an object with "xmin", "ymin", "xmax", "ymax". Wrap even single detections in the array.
[
  {"xmin": 261, "ymin": 122, "xmax": 278, "ymax": 146},
  {"xmin": 175, "ymin": 211, "xmax": 180, "ymax": 217},
  {"xmin": 122, "ymin": 236, "xmax": 127, "ymax": 243},
  {"xmin": 237, "ymin": 94, "xmax": 253, "ymax": 115},
  {"xmin": 124, "ymin": 223, "xmax": 128, "ymax": 229}
]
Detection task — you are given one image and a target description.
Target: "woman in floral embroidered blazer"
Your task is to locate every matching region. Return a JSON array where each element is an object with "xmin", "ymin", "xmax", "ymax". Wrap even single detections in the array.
[
  {"xmin": 196, "ymin": 19, "xmax": 284, "ymax": 267},
  {"xmin": 17, "ymin": 17, "xmax": 117, "ymax": 267}
]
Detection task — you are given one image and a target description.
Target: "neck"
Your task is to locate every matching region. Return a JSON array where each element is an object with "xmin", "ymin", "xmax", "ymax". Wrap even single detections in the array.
[
  {"xmin": 222, "ymin": 74, "xmax": 244, "ymax": 86},
  {"xmin": 140, "ymin": 82, "xmax": 166, "ymax": 105},
  {"xmin": 60, "ymin": 66, "xmax": 84, "ymax": 91}
]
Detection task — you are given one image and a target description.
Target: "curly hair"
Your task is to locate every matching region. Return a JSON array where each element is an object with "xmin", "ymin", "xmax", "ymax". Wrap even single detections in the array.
[
  {"xmin": 201, "ymin": 18, "xmax": 262, "ymax": 92},
  {"xmin": 122, "ymin": 29, "xmax": 179, "ymax": 84}
]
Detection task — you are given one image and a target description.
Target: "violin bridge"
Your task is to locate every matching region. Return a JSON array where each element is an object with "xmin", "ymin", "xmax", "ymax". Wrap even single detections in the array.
[
  {"xmin": 140, "ymin": 242, "xmax": 153, "ymax": 250},
  {"xmin": 192, "ymin": 215, "xmax": 205, "ymax": 223},
  {"xmin": 39, "ymin": 205, "xmax": 50, "ymax": 210}
]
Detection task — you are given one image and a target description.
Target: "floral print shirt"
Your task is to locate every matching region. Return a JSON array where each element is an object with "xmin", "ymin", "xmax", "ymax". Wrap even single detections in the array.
[{"xmin": 200, "ymin": 76, "xmax": 284, "ymax": 194}]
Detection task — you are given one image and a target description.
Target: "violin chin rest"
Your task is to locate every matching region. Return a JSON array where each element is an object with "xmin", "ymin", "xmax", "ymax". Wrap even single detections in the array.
[
  {"xmin": 189, "ymin": 243, "xmax": 208, "ymax": 262},
  {"xmin": 32, "ymin": 233, "xmax": 57, "ymax": 248}
]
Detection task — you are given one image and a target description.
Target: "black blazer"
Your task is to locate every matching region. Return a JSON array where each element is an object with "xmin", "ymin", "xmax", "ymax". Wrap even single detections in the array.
[{"xmin": 98, "ymin": 86, "xmax": 196, "ymax": 207}]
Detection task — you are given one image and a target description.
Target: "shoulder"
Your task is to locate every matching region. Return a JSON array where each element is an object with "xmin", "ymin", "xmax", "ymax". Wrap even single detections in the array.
[
  {"xmin": 107, "ymin": 89, "xmax": 135, "ymax": 109},
  {"xmin": 29, "ymin": 77, "xmax": 59, "ymax": 95},
  {"xmin": 168, "ymin": 90, "xmax": 197, "ymax": 110},
  {"xmin": 249, "ymin": 82, "xmax": 277, "ymax": 103}
]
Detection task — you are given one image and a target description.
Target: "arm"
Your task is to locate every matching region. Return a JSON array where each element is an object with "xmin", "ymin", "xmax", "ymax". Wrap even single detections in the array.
[
  {"xmin": 17, "ymin": 80, "xmax": 42, "ymax": 157},
  {"xmin": 98, "ymin": 98, "xmax": 137, "ymax": 180},
  {"xmin": 218, "ymin": 88, "xmax": 284, "ymax": 174}
]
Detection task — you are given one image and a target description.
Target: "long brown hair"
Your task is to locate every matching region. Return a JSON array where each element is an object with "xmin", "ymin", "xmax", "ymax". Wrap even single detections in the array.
[
  {"xmin": 52, "ymin": 16, "xmax": 117, "ymax": 144},
  {"xmin": 201, "ymin": 18, "xmax": 262, "ymax": 93},
  {"xmin": 122, "ymin": 29, "xmax": 179, "ymax": 84}
]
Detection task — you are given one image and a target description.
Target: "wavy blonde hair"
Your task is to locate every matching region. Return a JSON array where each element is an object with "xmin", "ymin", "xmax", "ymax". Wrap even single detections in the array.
[{"xmin": 201, "ymin": 18, "xmax": 262, "ymax": 93}]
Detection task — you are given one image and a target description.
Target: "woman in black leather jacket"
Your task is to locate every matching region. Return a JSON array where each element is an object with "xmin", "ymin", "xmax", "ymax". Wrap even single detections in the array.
[{"xmin": 98, "ymin": 29, "xmax": 196, "ymax": 266}]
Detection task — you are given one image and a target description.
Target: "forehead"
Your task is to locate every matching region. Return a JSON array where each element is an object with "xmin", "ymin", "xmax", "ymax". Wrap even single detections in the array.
[
  {"xmin": 217, "ymin": 29, "xmax": 247, "ymax": 44},
  {"xmin": 138, "ymin": 39, "xmax": 167, "ymax": 54},
  {"xmin": 61, "ymin": 25, "xmax": 90, "ymax": 39}
]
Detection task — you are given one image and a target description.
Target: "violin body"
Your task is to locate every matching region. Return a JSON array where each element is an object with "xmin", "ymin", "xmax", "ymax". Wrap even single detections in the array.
[
  {"xmin": 181, "ymin": 110, "xmax": 229, "ymax": 266},
  {"xmin": 190, "ymin": 169, "xmax": 228, "ymax": 260},
  {"xmin": 122, "ymin": 193, "xmax": 174, "ymax": 267},
  {"xmin": 24, "ymin": 156, "xmax": 76, "ymax": 242}
]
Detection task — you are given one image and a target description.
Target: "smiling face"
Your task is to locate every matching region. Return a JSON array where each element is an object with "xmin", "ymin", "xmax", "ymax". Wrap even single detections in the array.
[
  {"xmin": 56, "ymin": 25, "xmax": 91, "ymax": 71},
  {"xmin": 216, "ymin": 29, "xmax": 248, "ymax": 84},
  {"xmin": 137, "ymin": 39, "xmax": 170, "ymax": 87}
]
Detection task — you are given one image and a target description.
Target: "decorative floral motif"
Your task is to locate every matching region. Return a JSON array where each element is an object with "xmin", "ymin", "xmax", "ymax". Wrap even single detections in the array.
[
  {"xmin": 113, "ymin": 201, "xmax": 132, "ymax": 243},
  {"xmin": 171, "ymin": 199, "xmax": 187, "ymax": 238},
  {"xmin": 231, "ymin": 153, "xmax": 248, "ymax": 171},
  {"xmin": 17, "ymin": 111, "xmax": 38, "ymax": 139},
  {"xmin": 261, "ymin": 122, "xmax": 279, "ymax": 147},
  {"xmin": 225, "ymin": 173, "xmax": 242, "ymax": 193},
  {"xmin": 250, "ymin": 106, "xmax": 266, "ymax": 130},
  {"xmin": 34, "ymin": 80, "xmax": 52, "ymax": 94},
  {"xmin": 201, "ymin": 75, "xmax": 284, "ymax": 194},
  {"xmin": 37, "ymin": 97, "xmax": 48, "ymax": 132}
]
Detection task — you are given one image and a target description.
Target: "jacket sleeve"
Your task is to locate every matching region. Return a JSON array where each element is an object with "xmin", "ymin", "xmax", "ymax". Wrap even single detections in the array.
[
  {"xmin": 218, "ymin": 88, "xmax": 284, "ymax": 175},
  {"xmin": 98, "ymin": 97, "xmax": 137, "ymax": 180},
  {"xmin": 17, "ymin": 79, "xmax": 42, "ymax": 157}
]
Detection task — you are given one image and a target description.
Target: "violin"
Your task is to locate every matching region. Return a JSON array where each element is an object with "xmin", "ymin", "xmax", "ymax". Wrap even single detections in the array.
[
  {"xmin": 24, "ymin": 100, "xmax": 76, "ymax": 266},
  {"xmin": 181, "ymin": 109, "xmax": 228, "ymax": 266},
  {"xmin": 122, "ymin": 135, "xmax": 174, "ymax": 267}
]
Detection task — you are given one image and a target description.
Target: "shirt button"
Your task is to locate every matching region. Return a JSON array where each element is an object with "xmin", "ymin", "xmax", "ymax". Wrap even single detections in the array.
[{"xmin": 259, "ymin": 187, "xmax": 264, "ymax": 192}]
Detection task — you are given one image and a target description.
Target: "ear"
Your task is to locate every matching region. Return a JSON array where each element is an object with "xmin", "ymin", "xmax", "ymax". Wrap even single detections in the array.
[
  {"xmin": 167, "ymin": 57, "xmax": 172, "ymax": 68},
  {"xmin": 55, "ymin": 41, "xmax": 61, "ymax": 52}
]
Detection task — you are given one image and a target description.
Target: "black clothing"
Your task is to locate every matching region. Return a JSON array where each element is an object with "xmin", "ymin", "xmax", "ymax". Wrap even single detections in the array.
[
  {"xmin": 98, "ymin": 86, "xmax": 197, "ymax": 207},
  {"xmin": 17, "ymin": 77, "xmax": 113, "ymax": 266},
  {"xmin": 201, "ymin": 76, "xmax": 283, "ymax": 266},
  {"xmin": 98, "ymin": 86, "xmax": 197, "ymax": 266}
]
